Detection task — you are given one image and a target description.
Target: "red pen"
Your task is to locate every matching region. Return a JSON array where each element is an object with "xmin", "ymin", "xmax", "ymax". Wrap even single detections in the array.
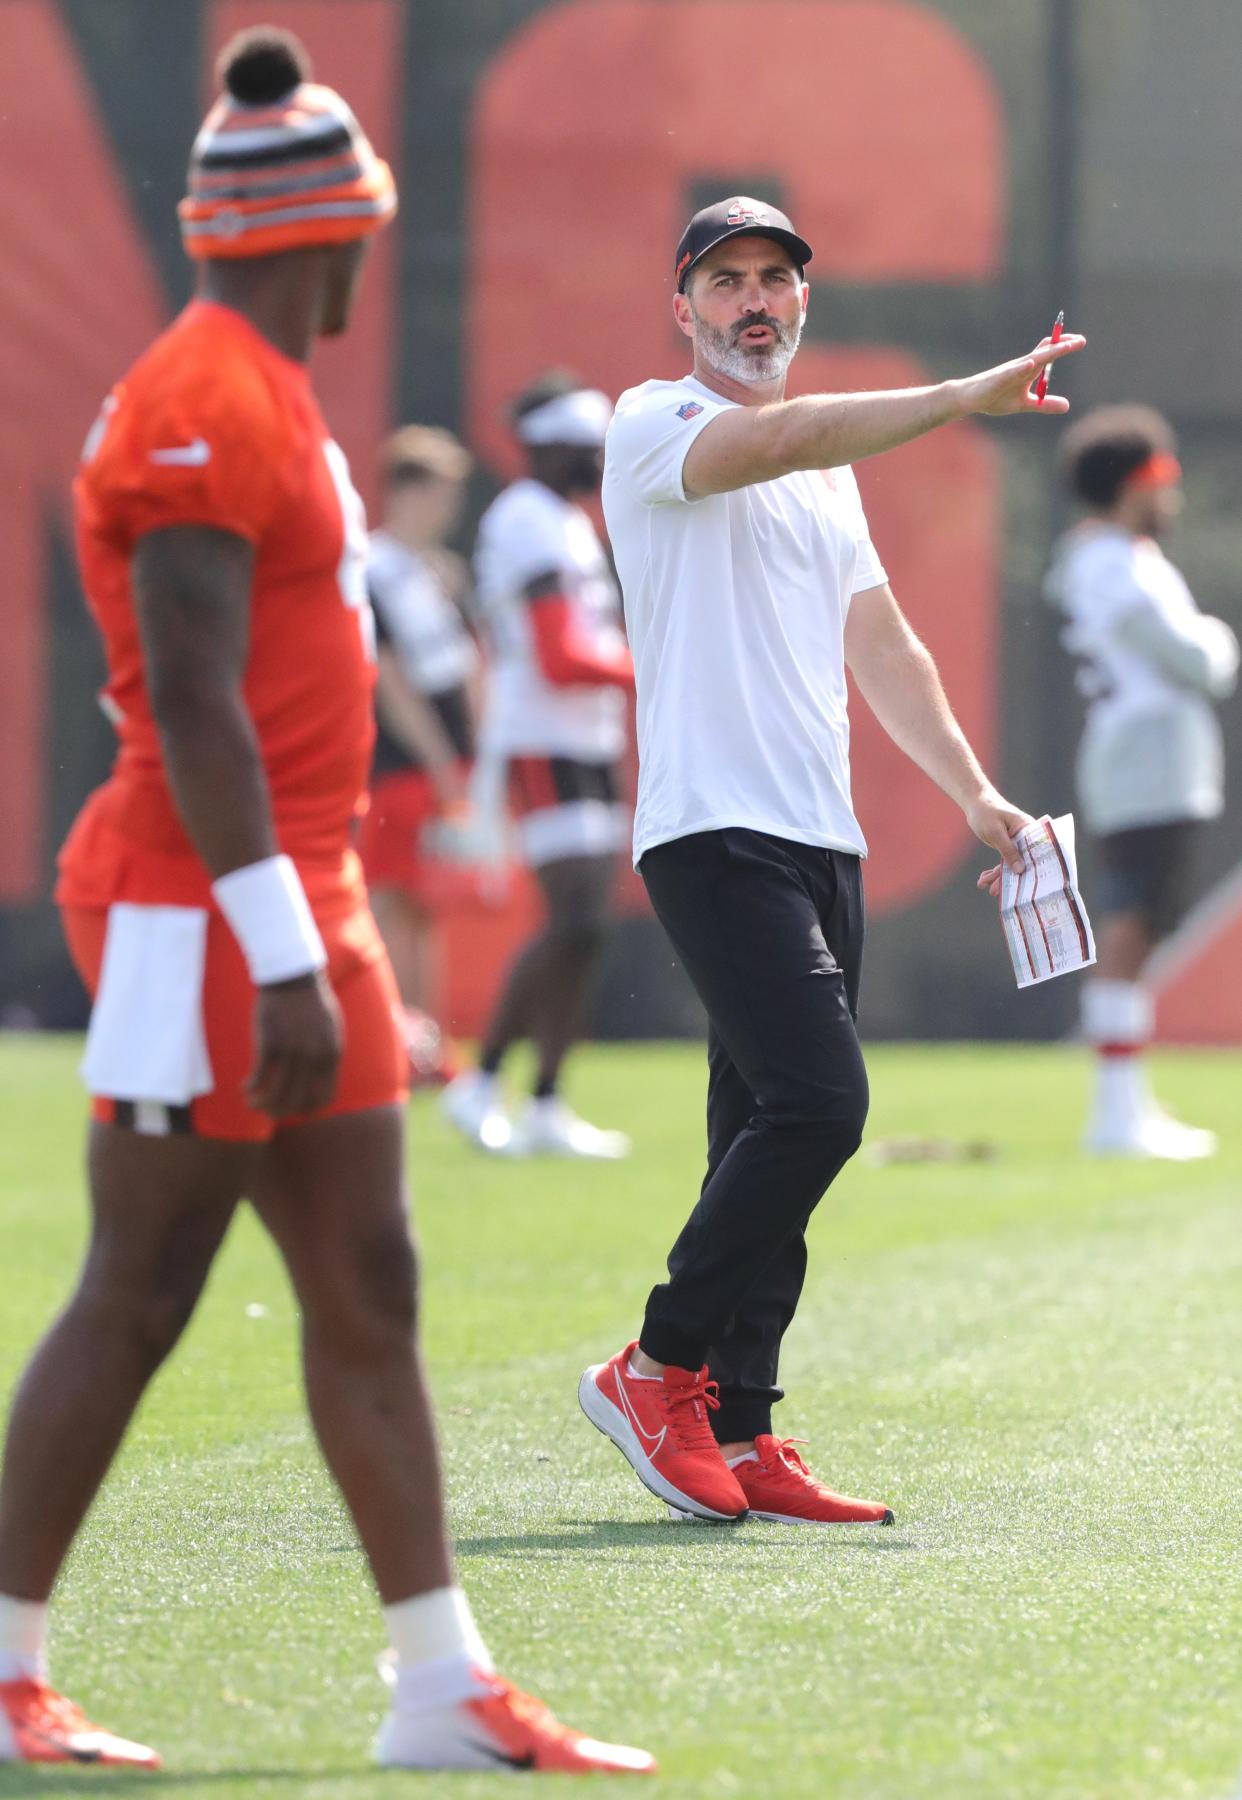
[{"xmin": 1034, "ymin": 310, "xmax": 1064, "ymax": 404}]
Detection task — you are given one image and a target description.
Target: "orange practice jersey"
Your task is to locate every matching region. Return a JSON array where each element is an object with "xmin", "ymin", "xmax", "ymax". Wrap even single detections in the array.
[{"xmin": 59, "ymin": 300, "xmax": 376, "ymax": 913}]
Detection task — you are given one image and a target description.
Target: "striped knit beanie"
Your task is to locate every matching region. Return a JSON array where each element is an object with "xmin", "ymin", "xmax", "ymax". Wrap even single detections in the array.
[{"xmin": 178, "ymin": 27, "xmax": 396, "ymax": 260}]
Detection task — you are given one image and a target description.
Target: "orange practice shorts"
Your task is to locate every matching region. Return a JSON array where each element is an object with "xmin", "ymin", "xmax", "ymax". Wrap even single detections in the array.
[
  {"xmin": 356, "ymin": 767, "xmax": 443, "ymax": 899},
  {"xmin": 63, "ymin": 898, "xmax": 408, "ymax": 1143}
]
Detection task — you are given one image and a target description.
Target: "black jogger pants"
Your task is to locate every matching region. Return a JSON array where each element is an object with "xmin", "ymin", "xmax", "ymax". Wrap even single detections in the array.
[{"xmin": 638, "ymin": 827, "xmax": 869, "ymax": 1442}]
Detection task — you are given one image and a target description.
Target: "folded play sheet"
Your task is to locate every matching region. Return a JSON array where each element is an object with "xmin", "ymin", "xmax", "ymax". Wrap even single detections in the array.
[{"xmin": 1000, "ymin": 813, "xmax": 1096, "ymax": 989}]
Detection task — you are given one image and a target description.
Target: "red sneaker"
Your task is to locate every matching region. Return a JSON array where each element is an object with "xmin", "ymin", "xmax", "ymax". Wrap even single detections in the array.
[
  {"xmin": 377, "ymin": 1666, "xmax": 656, "ymax": 1772},
  {"xmin": 731, "ymin": 1436, "xmax": 895, "ymax": 1525},
  {"xmin": 578, "ymin": 1342, "xmax": 748, "ymax": 1522},
  {"xmin": 0, "ymin": 1676, "xmax": 161, "ymax": 1767}
]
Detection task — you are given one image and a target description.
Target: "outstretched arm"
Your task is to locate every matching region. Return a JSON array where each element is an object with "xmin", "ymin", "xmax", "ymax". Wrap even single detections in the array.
[
  {"xmin": 843, "ymin": 581, "xmax": 1032, "ymax": 879},
  {"xmin": 682, "ymin": 331, "xmax": 1086, "ymax": 499}
]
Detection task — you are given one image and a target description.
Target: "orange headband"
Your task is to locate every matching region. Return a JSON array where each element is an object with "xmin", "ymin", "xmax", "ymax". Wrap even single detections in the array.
[{"xmin": 1124, "ymin": 452, "xmax": 1182, "ymax": 491}]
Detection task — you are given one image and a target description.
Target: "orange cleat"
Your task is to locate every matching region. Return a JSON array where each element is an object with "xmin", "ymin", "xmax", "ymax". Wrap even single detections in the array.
[
  {"xmin": 729, "ymin": 1436, "xmax": 895, "ymax": 1526},
  {"xmin": 376, "ymin": 1667, "xmax": 656, "ymax": 1773},
  {"xmin": 579, "ymin": 1342, "xmax": 748, "ymax": 1522},
  {"xmin": 0, "ymin": 1676, "xmax": 161, "ymax": 1767}
]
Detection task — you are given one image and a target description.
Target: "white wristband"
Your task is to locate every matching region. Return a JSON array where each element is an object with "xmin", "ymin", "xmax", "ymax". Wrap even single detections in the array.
[{"xmin": 211, "ymin": 855, "xmax": 327, "ymax": 986}]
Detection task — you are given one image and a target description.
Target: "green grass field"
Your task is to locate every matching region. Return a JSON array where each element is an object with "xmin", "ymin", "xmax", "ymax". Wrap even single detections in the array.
[{"xmin": 0, "ymin": 1035, "xmax": 1239, "ymax": 1800}]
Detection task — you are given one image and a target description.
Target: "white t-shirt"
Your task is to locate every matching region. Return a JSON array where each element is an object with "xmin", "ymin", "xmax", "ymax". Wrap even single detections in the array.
[
  {"xmin": 367, "ymin": 529, "xmax": 477, "ymax": 696},
  {"xmin": 1045, "ymin": 523, "xmax": 1237, "ymax": 830},
  {"xmin": 473, "ymin": 478, "xmax": 628, "ymax": 761},
  {"xmin": 603, "ymin": 373, "xmax": 887, "ymax": 866}
]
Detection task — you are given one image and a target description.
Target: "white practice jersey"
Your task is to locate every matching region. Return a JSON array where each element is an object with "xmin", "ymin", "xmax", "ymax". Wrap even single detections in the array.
[
  {"xmin": 603, "ymin": 373, "xmax": 887, "ymax": 867},
  {"xmin": 473, "ymin": 478, "xmax": 628, "ymax": 761},
  {"xmin": 367, "ymin": 529, "xmax": 478, "ymax": 697},
  {"xmin": 1045, "ymin": 523, "xmax": 1238, "ymax": 833}
]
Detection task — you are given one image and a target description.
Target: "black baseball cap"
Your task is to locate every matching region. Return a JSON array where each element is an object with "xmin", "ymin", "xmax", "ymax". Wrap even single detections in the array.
[{"xmin": 675, "ymin": 196, "xmax": 813, "ymax": 293}]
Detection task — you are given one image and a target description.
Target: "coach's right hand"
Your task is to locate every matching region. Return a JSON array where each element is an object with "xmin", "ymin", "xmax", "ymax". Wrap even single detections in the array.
[
  {"xmin": 956, "ymin": 330, "xmax": 1086, "ymax": 417},
  {"xmin": 247, "ymin": 971, "xmax": 344, "ymax": 1118}
]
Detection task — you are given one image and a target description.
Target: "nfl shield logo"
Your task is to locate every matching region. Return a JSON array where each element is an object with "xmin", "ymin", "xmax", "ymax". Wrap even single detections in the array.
[{"xmin": 676, "ymin": 401, "xmax": 704, "ymax": 420}]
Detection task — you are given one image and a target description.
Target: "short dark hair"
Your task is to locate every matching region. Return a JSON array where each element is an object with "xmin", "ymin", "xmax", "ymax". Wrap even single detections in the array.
[
  {"xmin": 509, "ymin": 370, "xmax": 584, "ymax": 432},
  {"xmin": 1058, "ymin": 404, "xmax": 1177, "ymax": 508}
]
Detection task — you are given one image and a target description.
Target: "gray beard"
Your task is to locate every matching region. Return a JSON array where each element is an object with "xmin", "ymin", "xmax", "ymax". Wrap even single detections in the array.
[{"xmin": 692, "ymin": 309, "xmax": 803, "ymax": 384}]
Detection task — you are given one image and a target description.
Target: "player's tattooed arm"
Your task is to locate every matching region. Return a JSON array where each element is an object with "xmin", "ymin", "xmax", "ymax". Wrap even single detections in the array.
[{"xmin": 134, "ymin": 524, "xmax": 341, "ymax": 1116}]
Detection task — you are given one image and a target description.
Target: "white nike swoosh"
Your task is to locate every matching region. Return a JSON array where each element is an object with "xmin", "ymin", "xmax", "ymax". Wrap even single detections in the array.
[
  {"xmin": 615, "ymin": 1372, "xmax": 666, "ymax": 1456},
  {"xmin": 149, "ymin": 438, "xmax": 211, "ymax": 466}
]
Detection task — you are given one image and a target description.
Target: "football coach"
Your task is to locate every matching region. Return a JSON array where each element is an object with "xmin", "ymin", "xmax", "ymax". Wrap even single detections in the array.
[{"xmin": 578, "ymin": 197, "xmax": 1085, "ymax": 1527}]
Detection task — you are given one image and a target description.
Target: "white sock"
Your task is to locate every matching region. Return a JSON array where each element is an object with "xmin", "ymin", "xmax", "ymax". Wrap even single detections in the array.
[
  {"xmin": 726, "ymin": 1451, "xmax": 759, "ymax": 1468},
  {"xmin": 0, "ymin": 1595, "xmax": 48, "ymax": 1682},
  {"xmin": 384, "ymin": 1587, "xmax": 493, "ymax": 1711},
  {"xmin": 390, "ymin": 1649, "xmax": 493, "ymax": 1714},
  {"xmin": 1095, "ymin": 1054, "xmax": 1146, "ymax": 1124},
  {"xmin": 1081, "ymin": 979, "xmax": 1153, "ymax": 1048},
  {"xmin": 1082, "ymin": 980, "xmax": 1152, "ymax": 1128},
  {"xmin": 626, "ymin": 1356, "xmax": 660, "ymax": 1382}
]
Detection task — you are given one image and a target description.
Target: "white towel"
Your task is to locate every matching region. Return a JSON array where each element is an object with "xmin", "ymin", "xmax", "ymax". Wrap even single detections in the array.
[{"xmin": 80, "ymin": 904, "xmax": 214, "ymax": 1104}]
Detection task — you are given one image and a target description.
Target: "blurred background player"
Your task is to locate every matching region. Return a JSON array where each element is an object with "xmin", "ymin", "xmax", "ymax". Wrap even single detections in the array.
[
  {"xmin": 441, "ymin": 373, "xmax": 635, "ymax": 1158},
  {"xmin": 0, "ymin": 29, "xmax": 650, "ymax": 1776},
  {"xmin": 358, "ymin": 425, "xmax": 479, "ymax": 1088},
  {"xmin": 1046, "ymin": 406, "xmax": 1238, "ymax": 1159}
]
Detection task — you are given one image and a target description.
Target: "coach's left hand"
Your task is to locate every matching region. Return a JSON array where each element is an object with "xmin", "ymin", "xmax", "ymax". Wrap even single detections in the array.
[{"xmin": 968, "ymin": 789, "xmax": 1034, "ymax": 899}]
